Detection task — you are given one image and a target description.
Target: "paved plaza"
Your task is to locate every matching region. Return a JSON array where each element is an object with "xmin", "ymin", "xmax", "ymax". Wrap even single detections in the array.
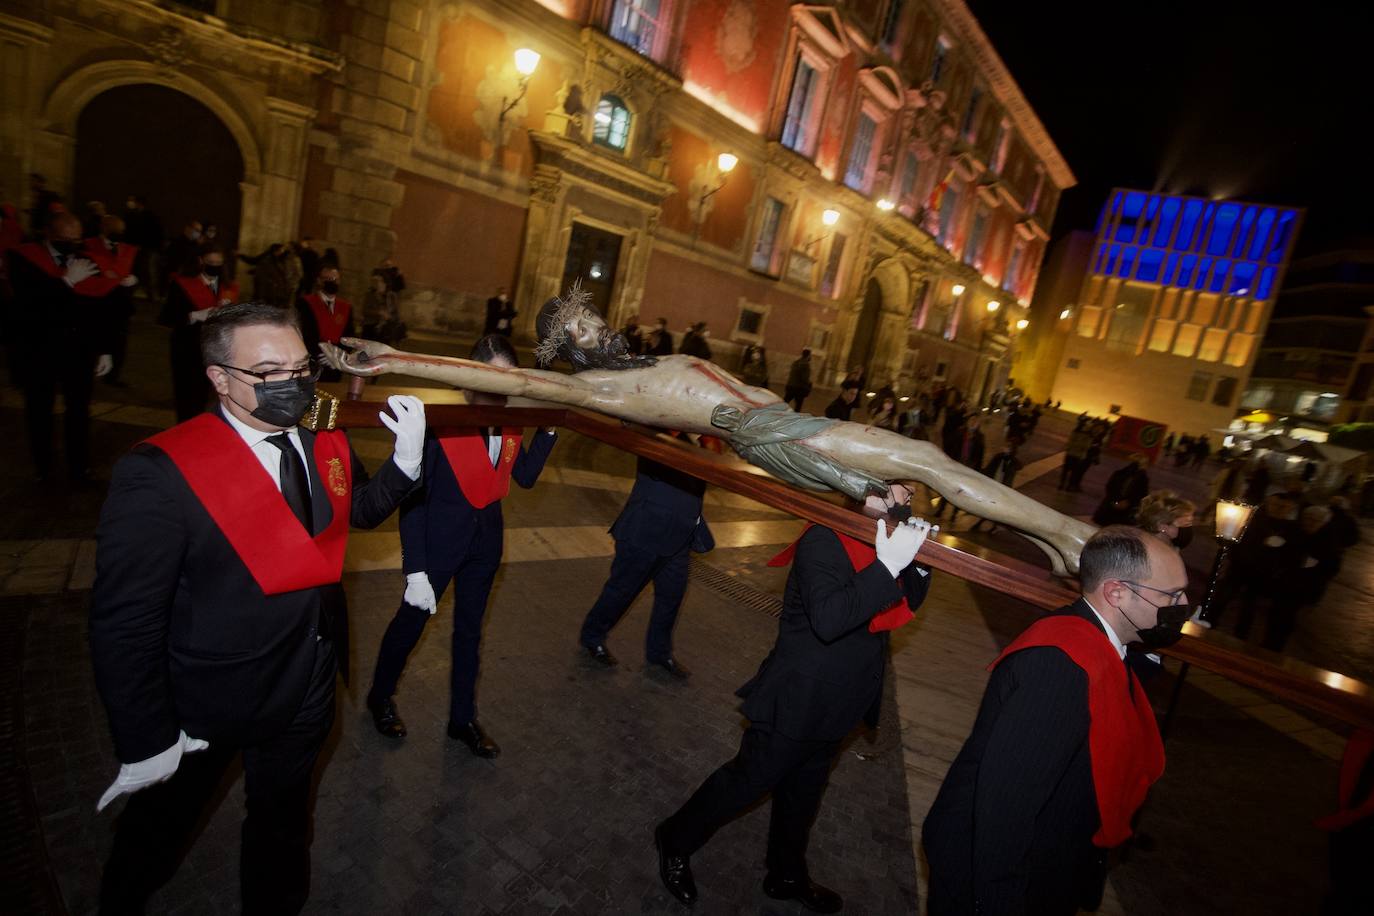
[{"xmin": 1, "ymin": 312, "xmax": 1369, "ymax": 914}]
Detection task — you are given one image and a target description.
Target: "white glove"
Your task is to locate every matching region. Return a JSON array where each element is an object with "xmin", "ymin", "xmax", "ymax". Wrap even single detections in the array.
[
  {"xmin": 94, "ymin": 354, "xmax": 113, "ymax": 377},
  {"xmin": 119, "ymin": 274, "xmax": 139, "ymax": 287},
  {"xmin": 875, "ymin": 517, "xmax": 932, "ymax": 578},
  {"xmin": 96, "ymin": 730, "xmax": 209, "ymax": 812},
  {"xmin": 381, "ymin": 395, "xmax": 425, "ymax": 476},
  {"xmin": 63, "ymin": 258, "xmax": 99, "ymax": 286},
  {"xmin": 405, "ymin": 571, "xmax": 438, "ymax": 615},
  {"xmin": 188, "ymin": 308, "xmax": 213, "ymax": 324}
]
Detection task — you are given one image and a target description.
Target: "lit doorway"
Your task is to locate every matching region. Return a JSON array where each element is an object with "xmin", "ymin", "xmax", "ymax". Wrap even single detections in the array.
[{"xmin": 562, "ymin": 222, "xmax": 623, "ymax": 315}]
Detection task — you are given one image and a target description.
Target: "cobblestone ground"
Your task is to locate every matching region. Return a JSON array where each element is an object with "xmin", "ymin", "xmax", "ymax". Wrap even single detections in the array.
[{"xmin": 0, "ymin": 311, "xmax": 1366, "ymax": 914}]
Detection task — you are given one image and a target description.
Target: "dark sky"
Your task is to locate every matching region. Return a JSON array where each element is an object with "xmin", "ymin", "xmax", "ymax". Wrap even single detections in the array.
[{"xmin": 969, "ymin": 1, "xmax": 1364, "ymax": 253}]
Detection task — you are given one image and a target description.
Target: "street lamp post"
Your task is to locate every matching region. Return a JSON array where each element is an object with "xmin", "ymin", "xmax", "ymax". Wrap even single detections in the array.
[
  {"xmin": 1160, "ymin": 498, "xmax": 1256, "ymax": 738},
  {"xmin": 498, "ymin": 48, "xmax": 541, "ymax": 134},
  {"xmin": 693, "ymin": 152, "xmax": 738, "ymax": 244}
]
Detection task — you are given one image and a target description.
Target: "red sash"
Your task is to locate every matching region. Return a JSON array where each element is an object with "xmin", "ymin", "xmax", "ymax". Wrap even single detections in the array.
[
  {"xmin": 145, "ymin": 414, "xmax": 353, "ymax": 596},
  {"xmin": 76, "ymin": 237, "xmax": 139, "ymax": 297},
  {"xmin": 438, "ymin": 429, "xmax": 520, "ymax": 509},
  {"xmin": 303, "ymin": 293, "xmax": 351, "ymax": 343},
  {"xmin": 1316, "ymin": 729, "xmax": 1374, "ymax": 832},
  {"xmin": 991, "ymin": 615, "xmax": 1166, "ymax": 848},
  {"xmin": 173, "ymin": 274, "xmax": 239, "ymax": 314},
  {"xmin": 768, "ymin": 524, "xmax": 914, "ymax": 633},
  {"xmin": 12, "ymin": 242, "xmax": 64, "ymax": 278}
]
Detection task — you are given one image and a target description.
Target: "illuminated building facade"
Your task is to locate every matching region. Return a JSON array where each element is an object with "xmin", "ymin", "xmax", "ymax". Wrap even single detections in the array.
[
  {"xmin": 1, "ymin": 0, "xmax": 1071, "ymax": 391},
  {"xmin": 1031, "ymin": 189, "xmax": 1302, "ymax": 436},
  {"xmin": 1241, "ymin": 248, "xmax": 1374, "ymax": 431}
]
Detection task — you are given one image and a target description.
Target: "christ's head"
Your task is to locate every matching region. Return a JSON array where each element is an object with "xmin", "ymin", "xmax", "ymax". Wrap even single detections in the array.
[{"xmin": 534, "ymin": 284, "xmax": 657, "ymax": 371}]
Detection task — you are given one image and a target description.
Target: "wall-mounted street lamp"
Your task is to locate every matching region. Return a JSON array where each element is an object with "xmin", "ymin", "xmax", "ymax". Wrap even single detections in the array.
[
  {"xmin": 1015, "ymin": 318, "xmax": 1029, "ymax": 331},
  {"xmin": 498, "ymin": 48, "xmax": 541, "ymax": 133},
  {"xmin": 875, "ymin": 198, "xmax": 896, "ymax": 212},
  {"xmin": 951, "ymin": 283, "xmax": 965, "ymax": 296},
  {"xmin": 693, "ymin": 152, "xmax": 738, "ymax": 244},
  {"xmin": 822, "ymin": 208, "xmax": 840, "ymax": 227},
  {"xmin": 804, "ymin": 208, "xmax": 842, "ymax": 251},
  {"xmin": 1059, "ymin": 307, "xmax": 1072, "ymax": 320},
  {"xmin": 986, "ymin": 300, "xmax": 1000, "ymax": 313}
]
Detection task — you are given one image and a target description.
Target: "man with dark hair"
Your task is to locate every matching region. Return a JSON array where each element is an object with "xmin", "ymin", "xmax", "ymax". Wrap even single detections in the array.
[
  {"xmin": 366, "ymin": 333, "xmax": 557, "ymax": 756},
  {"xmin": 783, "ymin": 348, "xmax": 813, "ymax": 412},
  {"xmin": 90, "ymin": 301, "xmax": 424, "ymax": 913},
  {"xmin": 161, "ymin": 242, "xmax": 239, "ymax": 420},
  {"xmin": 655, "ymin": 488, "xmax": 933, "ymax": 910},
  {"xmin": 647, "ymin": 316, "xmax": 674, "ymax": 355},
  {"xmin": 924, "ymin": 526, "xmax": 1188, "ymax": 916},
  {"xmin": 578, "ymin": 455, "xmax": 714, "ymax": 676},
  {"xmin": 6, "ymin": 210, "xmax": 112, "ymax": 481}
]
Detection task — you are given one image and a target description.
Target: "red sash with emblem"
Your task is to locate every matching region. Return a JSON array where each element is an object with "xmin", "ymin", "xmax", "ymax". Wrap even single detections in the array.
[
  {"xmin": 991, "ymin": 615, "xmax": 1165, "ymax": 848},
  {"xmin": 1316, "ymin": 729, "xmax": 1374, "ymax": 832},
  {"xmin": 438, "ymin": 429, "xmax": 519, "ymax": 509},
  {"xmin": 303, "ymin": 293, "xmax": 351, "ymax": 344},
  {"xmin": 145, "ymin": 414, "xmax": 353, "ymax": 596},
  {"xmin": 768, "ymin": 524, "xmax": 915, "ymax": 633},
  {"xmin": 76, "ymin": 238, "xmax": 139, "ymax": 297},
  {"xmin": 172, "ymin": 274, "xmax": 239, "ymax": 315}
]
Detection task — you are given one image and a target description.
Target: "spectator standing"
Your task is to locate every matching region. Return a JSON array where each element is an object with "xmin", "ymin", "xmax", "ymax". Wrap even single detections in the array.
[
  {"xmin": 868, "ymin": 394, "xmax": 900, "ymax": 431},
  {"xmin": 783, "ymin": 349, "xmax": 813, "ymax": 412},
  {"xmin": 1263, "ymin": 505, "xmax": 1341, "ymax": 652},
  {"xmin": 1243, "ymin": 461, "xmax": 1272, "ymax": 504},
  {"xmin": 122, "ymin": 196, "xmax": 163, "ymax": 298},
  {"xmin": 620, "ymin": 314, "xmax": 645, "ymax": 355},
  {"xmin": 1059, "ymin": 419, "xmax": 1093, "ymax": 492},
  {"xmin": 740, "ymin": 345, "xmax": 769, "ymax": 388},
  {"xmin": 82, "ymin": 214, "xmax": 140, "ymax": 387},
  {"xmin": 824, "ymin": 387, "xmax": 858, "ymax": 421},
  {"xmin": 647, "ymin": 316, "xmax": 674, "ymax": 355},
  {"xmin": 1092, "ymin": 455, "xmax": 1150, "ymax": 527},
  {"xmin": 361, "ymin": 272, "xmax": 406, "ymax": 348},
  {"xmin": 1224, "ymin": 493, "xmax": 1299, "ymax": 635},
  {"xmin": 293, "ymin": 237, "xmax": 321, "ymax": 298},
  {"xmin": 940, "ymin": 398, "xmax": 968, "ymax": 461},
  {"xmin": 484, "ymin": 286, "xmax": 515, "ymax": 336},
  {"xmin": 679, "ymin": 322, "xmax": 713, "ymax": 360},
  {"xmin": 237, "ymin": 243, "xmax": 294, "ymax": 307},
  {"xmin": 164, "ymin": 221, "xmax": 203, "ymax": 278},
  {"xmin": 1136, "ymin": 491, "xmax": 1197, "ymax": 550}
]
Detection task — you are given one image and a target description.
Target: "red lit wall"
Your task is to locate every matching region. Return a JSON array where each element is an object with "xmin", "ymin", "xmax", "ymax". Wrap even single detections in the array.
[
  {"xmin": 677, "ymin": 0, "xmax": 792, "ymax": 130},
  {"xmin": 390, "ymin": 169, "xmax": 526, "ymax": 295}
]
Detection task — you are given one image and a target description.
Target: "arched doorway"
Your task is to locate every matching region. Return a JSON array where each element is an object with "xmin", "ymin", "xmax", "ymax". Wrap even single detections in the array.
[
  {"xmin": 849, "ymin": 278, "xmax": 883, "ymax": 383},
  {"xmin": 74, "ymin": 85, "xmax": 245, "ymax": 251}
]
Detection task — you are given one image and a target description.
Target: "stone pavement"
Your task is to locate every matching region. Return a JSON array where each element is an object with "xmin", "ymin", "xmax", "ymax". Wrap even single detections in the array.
[{"xmin": 0, "ymin": 311, "xmax": 1365, "ymax": 914}]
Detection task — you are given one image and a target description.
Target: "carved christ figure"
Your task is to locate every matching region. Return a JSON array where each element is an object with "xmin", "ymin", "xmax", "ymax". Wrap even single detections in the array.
[{"xmin": 322, "ymin": 289, "xmax": 1097, "ymax": 574}]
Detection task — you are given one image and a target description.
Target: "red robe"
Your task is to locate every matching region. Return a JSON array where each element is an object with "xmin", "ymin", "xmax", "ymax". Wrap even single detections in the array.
[
  {"xmin": 769, "ymin": 523, "xmax": 916, "ymax": 633},
  {"xmin": 171, "ymin": 273, "xmax": 240, "ymax": 315},
  {"xmin": 302, "ymin": 293, "xmax": 352, "ymax": 345},
  {"xmin": 77, "ymin": 237, "xmax": 139, "ymax": 298},
  {"xmin": 145, "ymin": 414, "xmax": 352, "ymax": 595},
  {"xmin": 992, "ymin": 615, "xmax": 1166, "ymax": 847}
]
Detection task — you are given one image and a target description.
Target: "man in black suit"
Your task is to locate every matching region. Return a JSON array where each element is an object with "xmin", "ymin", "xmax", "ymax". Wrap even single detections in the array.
[
  {"xmin": 6, "ymin": 211, "xmax": 113, "ymax": 482},
  {"xmin": 484, "ymin": 286, "xmax": 516, "ymax": 336},
  {"xmin": 366, "ymin": 333, "xmax": 557, "ymax": 756},
  {"xmin": 89, "ymin": 302, "xmax": 424, "ymax": 914},
  {"xmin": 655, "ymin": 486, "xmax": 933, "ymax": 911},
  {"xmin": 923, "ymin": 526, "xmax": 1189, "ymax": 916},
  {"xmin": 578, "ymin": 455, "xmax": 715, "ymax": 676}
]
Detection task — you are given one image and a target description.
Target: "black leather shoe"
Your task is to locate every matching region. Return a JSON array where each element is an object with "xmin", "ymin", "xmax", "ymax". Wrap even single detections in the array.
[
  {"xmin": 762, "ymin": 874, "xmax": 842, "ymax": 913},
  {"xmin": 655, "ymin": 822, "xmax": 697, "ymax": 906},
  {"xmin": 448, "ymin": 720, "xmax": 500, "ymax": 758},
  {"xmin": 650, "ymin": 657, "xmax": 691, "ymax": 680},
  {"xmin": 585, "ymin": 644, "xmax": 618, "ymax": 668},
  {"xmin": 367, "ymin": 697, "xmax": 407, "ymax": 739}
]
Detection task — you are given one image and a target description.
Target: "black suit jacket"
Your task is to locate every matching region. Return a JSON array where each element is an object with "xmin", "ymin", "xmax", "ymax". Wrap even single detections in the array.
[
  {"xmin": 399, "ymin": 428, "xmax": 556, "ymax": 574},
  {"xmin": 6, "ymin": 246, "xmax": 114, "ymax": 353},
  {"xmin": 609, "ymin": 457, "xmax": 714, "ymax": 557},
  {"xmin": 738, "ymin": 525, "xmax": 930, "ymax": 742},
  {"xmin": 89, "ymin": 410, "xmax": 415, "ymax": 763},
  {"xmin": 923, "ymin": 599, "xmax": 1116, "ymax": 916}
]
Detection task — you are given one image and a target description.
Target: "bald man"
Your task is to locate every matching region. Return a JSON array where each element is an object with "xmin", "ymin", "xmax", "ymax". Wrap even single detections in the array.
[{"xmin": 6, "ymin": 211, "xmax": 112, "ymax": 482}]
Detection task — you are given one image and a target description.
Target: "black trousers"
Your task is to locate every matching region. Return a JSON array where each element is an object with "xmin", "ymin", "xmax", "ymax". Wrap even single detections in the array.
[
  {"xmin": 660, "ymin": 726, "xmax": 838, "ymax": 879},
  {"xmin": 1057, "ymin": 456, "xmax": 1079, "ymax": 489},
  {"xmin": 369, "ymin": 527, "xmax": 503, "ymax": 724},
  {"xmin": 170, "ymin": 326, "xmax": 208, "ymax": 422},
  {"xmin": 23, "ymin": 336, "xmax": 95, "ymax": 475},
  {"xmin": 579, "ymin": 538, "xmax": 689, "ymax": 662},
  {"xmin": 99, "ymin": 640, "xmax": 336, "ymax": 916},
  {"xmin": 783, "ymin": 386, "xmax": 808, "ymax": 413}
]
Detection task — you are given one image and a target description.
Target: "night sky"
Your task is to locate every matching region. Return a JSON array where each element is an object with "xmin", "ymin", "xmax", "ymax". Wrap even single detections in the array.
[{"xmin": 970, "ymin": 1, "xmax": 1364, "ymax": 253}]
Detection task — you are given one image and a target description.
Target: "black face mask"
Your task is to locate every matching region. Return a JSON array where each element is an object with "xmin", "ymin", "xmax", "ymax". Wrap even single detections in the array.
[
  {"xmin": 1173, "ymin": 526, "xmax": 1195, "ymax": 550},
  {"xmin": 1122, "ymin": 598, "xmax": 1190, "ymax": 651},
  {"xmin": 320, "ymin": 281, "xmax": 339, "ymax": 295},
  {"xmin": 201, "ymin": 265, "xmax": 222, "ymax": 278},
  {"xmin": 245, "ymin": 377, "xmax": 316, "ymax": 428},
  {"xmin": 887, "ymin": 504, "xmax": 913, "ymax": 524}
]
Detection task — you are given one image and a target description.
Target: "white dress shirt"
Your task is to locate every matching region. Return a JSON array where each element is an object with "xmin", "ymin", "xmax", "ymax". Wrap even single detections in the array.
[
  {"xmin": 1082, "ymin": 597, "xmax": 1127, "ymax": 660},
  {"xmin": 223, "ymin": 408, "xmax": 311, "ymax": 496}
]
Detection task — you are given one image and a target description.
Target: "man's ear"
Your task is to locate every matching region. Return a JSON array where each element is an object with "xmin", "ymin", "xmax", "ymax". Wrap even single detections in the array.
[{"xmin": 207, "ymin": 364, "xmax": 231, "ymax": 396}]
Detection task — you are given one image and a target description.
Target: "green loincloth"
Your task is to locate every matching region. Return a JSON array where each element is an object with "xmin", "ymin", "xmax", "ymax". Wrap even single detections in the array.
[{"xmin": 710, "ymin": 402, "xmax": 887, "ymax": 501}]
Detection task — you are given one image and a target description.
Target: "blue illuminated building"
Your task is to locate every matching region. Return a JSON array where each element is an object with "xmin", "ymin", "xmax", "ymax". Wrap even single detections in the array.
[{"xmin": 1092, "ymin": 191, "xmax": 1299, "ymax": 301}]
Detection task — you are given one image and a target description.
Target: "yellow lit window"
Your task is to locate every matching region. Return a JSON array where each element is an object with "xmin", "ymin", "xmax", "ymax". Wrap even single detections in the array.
[
  {"xmin": 1197, "ymin": 327, "xmax": 1227, "ymax": 362},
  {"xmin": 1148, "ymin": 319, "xmax": 1176, "ymax": 352},
  {"xmin": 1172, "ymin": 323, "xmax": 1201, "ymax": 357}
]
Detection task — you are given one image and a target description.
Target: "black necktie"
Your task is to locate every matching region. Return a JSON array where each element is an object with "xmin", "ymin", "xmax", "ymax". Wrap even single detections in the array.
[
  {"xmin": 267, "ymin": 433, "xmax": 313, "ymax": 533},
  {"xmin": 109, "ymin": 241, "xmax": 118, "ymax": 256}
]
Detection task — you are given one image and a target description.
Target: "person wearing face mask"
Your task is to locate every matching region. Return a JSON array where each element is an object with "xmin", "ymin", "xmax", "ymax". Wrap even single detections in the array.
[
  {"xmin": 6, "ymin": 210, "xmax": 114, "ymax": 482},
  {"xmin": 1136, "ymin": 491, "xmax": 1197, "ymax": 550},
  {"xmin": 655, "ymin": 485, "xmax": 933, "ymax": 911},
  {"xmin": 925, "ymin": 526, "xmax": 1187, "ymax": 916},
  {"xmin": 366, "ymin": 334, "xmax": 556, "ymax": 755},
  {"xmin": 484, "ymin": 285, "xmax": 516, "ymax": 336},
  {"xmin": 89, "ymin": 302, "xmax": 424, "ymax": 914},
  {"xmin": 164, "ymin": 219, "xmax": 203, "ymax": 278},
  {"xmin": 80, "ymin": 214, "xmax": 141, "ymax": 387},
  {"xmin": 296, "ymin": 265, "xmax": 354, "ymax": 380},
  {"xmin": 161, "ymin": 242, "xmax": 239, "ymax": 421},
  {"xmin": 237, "ymin": 242, "xmax": 295, "ymax": 307}
]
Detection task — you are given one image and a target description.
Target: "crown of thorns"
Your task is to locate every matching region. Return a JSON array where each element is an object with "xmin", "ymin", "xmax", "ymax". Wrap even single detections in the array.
[{"xmin": 533, "ymin": 281, "xmax": 595, "ymax": 367}]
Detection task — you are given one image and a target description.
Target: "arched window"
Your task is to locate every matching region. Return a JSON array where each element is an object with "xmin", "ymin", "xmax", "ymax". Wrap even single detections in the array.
[{"xmin": 592, "ymin": 95, "xmax": 632, "ymax": 152}]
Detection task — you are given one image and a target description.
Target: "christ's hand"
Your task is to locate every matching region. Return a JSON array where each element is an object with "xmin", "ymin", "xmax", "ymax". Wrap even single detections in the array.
[{"xmin": 321, "ymin": 337, "xmax": 398, "ymax": 376}]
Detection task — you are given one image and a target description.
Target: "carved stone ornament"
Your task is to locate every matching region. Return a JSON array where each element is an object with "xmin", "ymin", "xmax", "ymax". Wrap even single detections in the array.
[
  {"xmin": 149, "ymin": 24, "xmax": 189, "ymax": 69},
  {"xmin": 717, "ymin": 0, "xmax": 758, "ymax": 74}
]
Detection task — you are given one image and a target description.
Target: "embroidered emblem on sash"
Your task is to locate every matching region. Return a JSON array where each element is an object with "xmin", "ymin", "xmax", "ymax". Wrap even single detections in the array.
[{"xmin": 327, "ymin": 457, "xmax": 347, "ymax": 496}]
